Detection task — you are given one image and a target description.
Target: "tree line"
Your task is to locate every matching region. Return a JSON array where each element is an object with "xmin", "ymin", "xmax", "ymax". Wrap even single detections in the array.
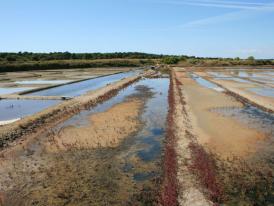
[
  {"xmin": 0, "ymin": 52, "xmax": 165, "ymax": 62},
  {"xmin": 0, "ymin": 52, "xmax": 273, "ymax": 72}
]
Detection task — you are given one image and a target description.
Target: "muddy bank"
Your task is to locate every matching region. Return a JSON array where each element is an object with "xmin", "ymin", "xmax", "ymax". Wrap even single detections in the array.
[
  {"xmin": 0, "ymin": 74, "xmax": 142, "ymax": 149},
  {"xmin": 0, "ymin": 77, "xmax": 169, "ymax": 206}
]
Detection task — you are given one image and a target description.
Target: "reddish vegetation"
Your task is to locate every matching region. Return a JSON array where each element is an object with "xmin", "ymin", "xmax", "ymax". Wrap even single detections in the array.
[
  {"xmin": 174, "ymin": 72, "xmax": 222, "ymax": 204},
  {"xmin": 189, "ymin": 142, "xmax": 223, "ymax": 203},
  {"xmin": 160, "ymin": 72, "xmax": 179, "ymax": 206}
]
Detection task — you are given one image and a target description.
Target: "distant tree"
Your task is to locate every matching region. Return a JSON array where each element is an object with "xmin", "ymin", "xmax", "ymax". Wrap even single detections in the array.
[
  {"xmin": 63, "ymin": 51, "xmax": 72, "ymax": 59},
  {"xmin": 162, "ymin": 56, "xmax": 180, "ymax": 64},
  {"xmin": 180, "ymin": 56, "xmax": 187, "ymax": 61},
  {"xmin": 246, "ymin": 56, "xmax": 256, "ymax": 65},
  {"xmin": 235, "ymin": 57, "xmax": 240, "ymax": 61},
  {"xmin": 188, "ymin": 58, "xmax": 199, "ymax": 65},
  {"xmin": 247, "ymin": 56, "xmax": 255, "ymax": 61}
]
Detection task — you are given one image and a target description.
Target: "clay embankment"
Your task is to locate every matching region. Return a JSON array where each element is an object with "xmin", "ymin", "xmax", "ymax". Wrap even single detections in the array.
[{"xmin": 0, "ymin": 74, "xmax": 144, "ymax": 150}]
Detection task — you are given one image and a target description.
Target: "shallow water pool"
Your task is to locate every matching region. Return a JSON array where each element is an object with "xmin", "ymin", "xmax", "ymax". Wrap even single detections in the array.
[
  {"xmin": 0, "ymin": 87, "xmax": 34, "ymax": 95},
  {"xmin": 0, "ymin": 99, "xmax": 60, "ymax": 122},
  {"xmin": 249, "ymin": 87, "xmax": 274, "ymax": 98},
  {"xmin": 27, "ymin": 71, "xmax": 137, "ymax": 97},
  {"xmin": 191, "ymin": 74, "xmax": 224, "ymax": 92}
]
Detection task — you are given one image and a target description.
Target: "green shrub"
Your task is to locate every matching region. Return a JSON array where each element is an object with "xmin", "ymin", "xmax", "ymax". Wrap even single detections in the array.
[{"xmin": 161, "ymin": 57, "xmax": 180, "ymax": 64}]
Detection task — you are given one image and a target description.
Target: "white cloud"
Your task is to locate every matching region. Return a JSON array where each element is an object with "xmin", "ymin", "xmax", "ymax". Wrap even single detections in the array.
[
  {"xmin": 175, "ymin": 1, "xmax": 274, "ymax": 28},
  {"xmin": 192, "ymin": 0, "xmax": 266, "ymax": 6},
  {"xmin": 150, "ymin": 0, "xmax": 274, "ymax": 10}
]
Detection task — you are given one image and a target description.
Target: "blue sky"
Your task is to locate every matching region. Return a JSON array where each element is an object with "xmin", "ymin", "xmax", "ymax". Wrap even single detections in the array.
[{"xmin": 0, "ymin": 0, "xmax": 274, "ymax": 58}]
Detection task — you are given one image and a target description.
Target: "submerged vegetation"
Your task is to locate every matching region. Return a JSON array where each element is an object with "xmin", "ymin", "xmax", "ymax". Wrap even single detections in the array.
[{"xmin": 0, "ymin": 52, "xmax": 273, "ymax": 72}]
